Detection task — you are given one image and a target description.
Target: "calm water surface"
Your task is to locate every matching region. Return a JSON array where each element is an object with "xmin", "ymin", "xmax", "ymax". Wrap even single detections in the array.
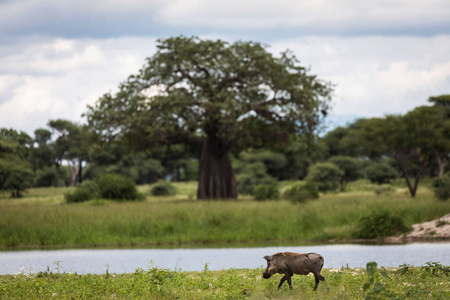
[{"xmin": 1, "ymin": 243, "xmax": 449, "ymax": 275}]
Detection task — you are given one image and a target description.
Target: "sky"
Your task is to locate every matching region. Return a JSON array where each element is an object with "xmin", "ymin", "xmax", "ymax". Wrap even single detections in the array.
[{"xmin": 1, "ymin": 0, "xmax": 450, "ymax": 136}]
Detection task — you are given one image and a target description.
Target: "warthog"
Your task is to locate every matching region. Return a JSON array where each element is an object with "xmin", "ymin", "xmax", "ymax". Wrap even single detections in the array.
[{"xmin": 263, "ymin": 252, "xmax": 325, "ymax": 291}]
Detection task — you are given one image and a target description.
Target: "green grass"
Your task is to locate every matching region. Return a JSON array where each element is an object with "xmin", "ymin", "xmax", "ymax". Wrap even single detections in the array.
[
  {"xmin": 1, "ymin": 262, "xmax": 448, "ymax": 299},
  {"xmin": 0, "ymin": 181, "xmax": 449, "ymax": 249}
]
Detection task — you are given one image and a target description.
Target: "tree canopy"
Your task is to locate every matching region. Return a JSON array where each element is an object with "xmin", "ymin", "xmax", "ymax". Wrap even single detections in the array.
[{"xmin": 86, "ymin": 36, "xmax": 333, "ymax": 199}]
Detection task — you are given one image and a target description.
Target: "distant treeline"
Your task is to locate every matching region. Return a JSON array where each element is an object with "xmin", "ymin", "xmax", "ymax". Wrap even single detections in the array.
[{"xmin": 0, "ymin": 94, "xmax": 448, "ymax": 198}]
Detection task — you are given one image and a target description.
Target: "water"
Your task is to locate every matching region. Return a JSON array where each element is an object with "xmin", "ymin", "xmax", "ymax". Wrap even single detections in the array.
[{"xmin": 0, "ymin": 243, "xmax": 448, "ymax": 275}]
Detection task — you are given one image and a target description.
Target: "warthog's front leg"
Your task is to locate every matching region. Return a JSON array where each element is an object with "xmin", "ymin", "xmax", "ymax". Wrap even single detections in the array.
[{"xmin": 278, "ymin": 274, "xmax": 293, "ymax": 289}]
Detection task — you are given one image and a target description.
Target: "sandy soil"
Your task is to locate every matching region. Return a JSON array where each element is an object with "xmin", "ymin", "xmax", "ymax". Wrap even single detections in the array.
[{"xmin": 385, "ymin": 213, "xmax": 450, "ymax": 242}]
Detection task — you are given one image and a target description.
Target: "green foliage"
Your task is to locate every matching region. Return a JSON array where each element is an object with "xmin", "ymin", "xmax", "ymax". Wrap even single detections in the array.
[
  {"xmin": 0, "ymin": 129, "xmax": 35, "ymax": 197},
  {"xmin": 240, "ymin": 150, "xmax": 287, "ymax": 180},
  {"xmin": 65, "ymin": 180, "xmax": 101, "ymax": 203},
  {"xmin": 253, "ymin": 184, "xmax": 279, "ymax": 201},
  {"xmin": 65, "ymin": 186, "xmax": 93, "ymax": 203},
  {"xmin": 306, "ymin": 162, "xmax": 344, "ymax": 192},
  {"xmin": 236, "ymin": 162, "xmax": 277, "ymax": 195},
  {"xmin": 95, "ymin": 173, "xmax": 143, "ymax": 201},
  {"xmin": 354, "ymin": 207, "xmax": 410, "ymax": 239},
  {"xmin": 431, "ymin": 174, "xmax": 450, "ymax": 200},
  {"xmin": 362, "ymin": 262, "xmax": 392, "ymax": 300},
  {"xmin": 33, "ymin": 167, "xmax": 68, "ymax": 187},
  {"xmin": 283, "ymin": 181, "xmax": 319, "ymax": 203},
  {"xmin": 365, "ymin": 163, "xmax": 397, "ymax": 184},
  {"xmin": 373, "ymin": 185, "xmax": 393, "ymax": 195},
  {"xmin": 328, "ymin": 156, "xmax": 363, "ymax": 191},
  {"xmin": 150, "ymin": 180, "xmax": 177, "ymax": 196},
  {"xmin": 0, "ymin": 161, "xmax": 34, "ymax": 197}
]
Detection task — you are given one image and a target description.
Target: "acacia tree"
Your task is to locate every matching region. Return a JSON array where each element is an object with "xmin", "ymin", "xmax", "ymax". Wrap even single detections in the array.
[
  {"xmin": 48, "ymin": 120, "xmax": 90, "ymax": 186},
  {"xmin": 342, "ymin": 105, "xmax": 449, "ymax": 197},
  {"xmin": 428, "ymin": 95, "xmax": 450, "ymax": 176},
  {"xmin": 86, "ymin": 37, "xmax": 333, "ymax": 199}
]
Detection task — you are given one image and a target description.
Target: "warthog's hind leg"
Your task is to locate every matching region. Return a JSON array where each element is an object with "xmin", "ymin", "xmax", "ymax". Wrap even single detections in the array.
[{"xmin": 313, "ymin": 274, "xmax": 325, "ymax": 291}]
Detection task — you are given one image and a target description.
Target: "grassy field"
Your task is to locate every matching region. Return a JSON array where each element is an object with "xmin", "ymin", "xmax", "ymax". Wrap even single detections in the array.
[
  {"xmin": 0, "ymin": 180, "xmax": 449, "ymax": 249},
  {"xmin": 0, "ymin": 262, "xmax": 448, "ymax": 299}
]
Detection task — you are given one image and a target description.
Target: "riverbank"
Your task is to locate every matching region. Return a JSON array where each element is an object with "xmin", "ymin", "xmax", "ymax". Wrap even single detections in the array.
[
  {"xmin": 1, "ymin": 263, "xmax": 448, "ymax": 299},
  {"xmin": 385, "ymin": 213, "xmax": 450, "ymax": 243}
]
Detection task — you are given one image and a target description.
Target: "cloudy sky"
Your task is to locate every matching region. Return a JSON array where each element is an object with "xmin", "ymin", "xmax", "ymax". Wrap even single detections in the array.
[{"xmin": 1, "ymin": 0, "xmax": 449, "ymax": 136}]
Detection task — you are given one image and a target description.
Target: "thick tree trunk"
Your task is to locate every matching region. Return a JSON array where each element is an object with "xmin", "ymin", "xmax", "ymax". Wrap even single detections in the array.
[
  {"xmin": 77, "ymin": 160, "xmax": 83, "ymax": 184},
  {"xmin": 397, "ymin": 161, "xmax": 426, "ymax": 198},
  {"xmin": 197, "ymin": 135, "xmax": 237, "ymax": 199}
]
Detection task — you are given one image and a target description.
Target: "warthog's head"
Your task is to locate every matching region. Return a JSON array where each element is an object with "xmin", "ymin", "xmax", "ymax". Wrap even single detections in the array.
[{"xmin": 262, "ymin": 255, "xmax": 276, "ymax": 279}]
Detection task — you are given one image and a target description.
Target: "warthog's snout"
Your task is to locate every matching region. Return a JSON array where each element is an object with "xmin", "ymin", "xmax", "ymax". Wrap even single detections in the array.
[{"xmin": 262, "ymin": 272, "xmax": 271, "ymax": 279}]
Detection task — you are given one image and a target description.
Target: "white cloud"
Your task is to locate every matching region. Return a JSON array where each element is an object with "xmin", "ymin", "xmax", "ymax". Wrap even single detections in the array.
[
  {"xmin": 0, "ymin": 37, "xmax": 157, "ymax": 134},
  {"xmin": 270, "ymin": 35, "xmax": 450, "ymax": 122}
]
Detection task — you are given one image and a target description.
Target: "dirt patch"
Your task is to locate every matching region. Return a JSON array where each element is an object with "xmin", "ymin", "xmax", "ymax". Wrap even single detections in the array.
[{"xmin": 385, "ymin": 213, "xmax": 450, "ymax": 243}]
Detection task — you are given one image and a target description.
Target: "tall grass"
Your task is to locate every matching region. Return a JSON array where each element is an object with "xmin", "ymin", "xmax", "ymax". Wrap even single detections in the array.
[{"xmin": 0, "ymin": 181, "xmax": 449, "ymax": 248}]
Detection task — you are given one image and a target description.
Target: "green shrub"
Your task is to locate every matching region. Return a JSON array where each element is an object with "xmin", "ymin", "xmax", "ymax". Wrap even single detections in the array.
[
  {"xmin": 33, "ymin": 167, "xmax": 60, "ymax": 187},
  {"xmin": 65, "ymin": 180, "xmax": 101, "ymax": 203},
  {"xmin": 150, "ymin": 180, "xmax": 177, "ymax": 196},
  {"xmin": 354, "ymin": 207, "xmax": 410, "ymax": 238},
  {"xmin": 328, "ymin": 156, "xmax": 363, "ymax": 191},
  {"xmin": 65, "ymin": 187, "xmax": 93, "ymax": 203},
  {"xmin": 236, "ymin": 162, "xmax": 277, "ymax": 195},
  {"xmin": 1, "ymin": 165, "xmax": 34, "ymax": 197},
  {"xmin": 95, "ymin": 173, "xmax": 143, "ymax": 201},
  {"xmin": 374, "ymin": 185, "xmax": 393, "ymax": 195},
  {"xmin": 431, "ymin": 175, "xmax": 450, "ymax": 201},
  {"xmin": 284, "ymin": 181, "xmax": 319, "ymax": 203},
  {"xmin": 306, "ymin": 162, "xmax": 343, "ymax": 193},
  {"xmin": 253, "ymin": 184, "xmax": 279, "ymax": 201},
  {"xmin": 365, "ymin": 163, "xmax": 397, "ymax": 184}
]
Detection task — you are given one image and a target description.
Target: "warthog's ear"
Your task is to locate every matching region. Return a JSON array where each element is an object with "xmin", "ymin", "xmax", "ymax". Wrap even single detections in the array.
[{"xmin": 263, "ymin": 255, "xmax": 273, "ymax": 261}]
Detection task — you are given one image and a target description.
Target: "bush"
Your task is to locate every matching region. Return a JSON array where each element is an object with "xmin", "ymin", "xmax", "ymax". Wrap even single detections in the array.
[
  {"xmin": 328, "ymin": 156, "xmax": 363, "ymax": 191},
  {"xmin": 150, "ymin": 180, "xmax": 177, "ymax": 196},
  {"xmin": 374, "ymin": 185, "xmax": 393, "ymax": 195},
  {"xmin": 95, "ymin": 173, "xmax": 143, "ymax": 201},
  {"xmin": 65, "ymin": 180, "xmax": 101, "ymax": 203},
  {"xmin": 431, "ymin": 175, "xmax": 450, "ymax": 201},
  {"xmin": 284, "ymin": 181, "xmax": 319, "ymax": 203},
  {"xmin": 236, "ymin": 162, "xmax": 277, "ymax": 195},
  {"xmin": 354, "ymin": 207, "xmax": 410, "ymax": 238},
  {"xmin": 1, "ymin": 165, "xmax": 34, "ymax": 197},
  {"xmin": 65, "ymin": 187, "xmax": 93, "ymax": 203},
  {"xmin": 253, "ymin": 184, "xmax": 279, "ymax": 201},
  {"xmin": 33, "ymin": 167, "xmax": 67, "ymax": 187},
  {"xmin": 306, "ymin": 162, "xmax": 343, "ymax": 193},
  {"xmin": 365, "ymin": 163, "xmax": 397, "ymax": 184}
]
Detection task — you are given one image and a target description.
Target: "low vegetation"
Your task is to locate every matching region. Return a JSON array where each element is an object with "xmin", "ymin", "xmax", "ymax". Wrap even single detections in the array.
[
  {"xmin": 0, "ymin": 261, "xmax": 448, "ymax": 299},
  {"xmin": 0, "ymin": 180, "xmax": 449, "ymax": 249},
  {"xmin": 432, "ymin": 173, "xmax": 450, "ymax": 201}
]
